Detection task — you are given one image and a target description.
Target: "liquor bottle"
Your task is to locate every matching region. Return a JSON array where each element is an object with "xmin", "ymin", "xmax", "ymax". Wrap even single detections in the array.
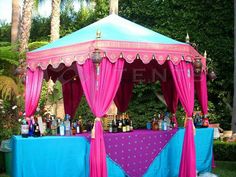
[
  {"xmin": 57, "ymin": 119, "xmax": 61, "ymax": 135},
  {"xmin": 108, "ymin": 122, "xmax": 113, "ymax": 133},
  {"xmin": 202, "ymin": 115, "xmax": 209, "ymax": 128},
  {"xmin": 151, "ymin": 114, "xmax": 158, "ymax": 130},
  {"xmin": 86, "ymin": 120, "xmax": 92, "ymax": 132},
  {"xmin": 112, "ymin": 117, "xmax": 118, "ymax": 133},
  {"xmin": 164, "ymin": 112, "xmax": 171, "ymax": 130},
  {"xmin": 130, "ymin": 120, "xmax": 133, "ymax": 131},
  {"xmin": 122, "ymin": 116, "xmax": 127, "ymax": 132},
  {"xmin": 46, "ymin": 114, "xmax": 51, "ymax": 130},
  {"xmin": 59, "ymin": 120, "xmax": 65, "ymax": 136},
  {"xmin": 21, "ymin": 119, "xmax": 29, "ymax": 138},
  {"xmin": 33, "ymin": 118, "xmax": 41, "ymax": 137},
  {"xmin": 28, "ymin": 118, "xmax": 34, "ymax": 136},
  {"xmin": 64, "ymin": 115, "xmax": 71, "ymax": 136},
  {"xmin": 125, "ymin": 116, "xmax": 130, "ymax": 132},
  {"xmin": 71, "ymin": 121, "xmax": 76, "ymax": 135},
  {"xmin": 158, "ymin": 114, "xmax": 162, "ymax": 130},
  {"xmin": 51, "ymin": 116, "xmax": 57, "ymax": 135},
  {"xmin": 162, "ymin": 119, "xmax": 167, "ymax": 131},
  {"xmin": 78, "ymin": 116, "xmax": 84, "ymax": 132},
  {"xmin": 117, "ymin": 116, "xmax": 122, "ymax": 132},
  {"xmin": 76, "ymin": 120, "xmax": 81, "ymax": 134}
]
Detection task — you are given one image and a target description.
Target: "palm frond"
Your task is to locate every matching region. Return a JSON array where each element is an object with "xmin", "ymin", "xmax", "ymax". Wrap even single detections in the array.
[
  {"xmin": 0, "ymin": 76, "xmax": 19, "ymax": 100},
  {"xmin": 0, "ymin": 46, "xmax": 19, "ymax": 65}
]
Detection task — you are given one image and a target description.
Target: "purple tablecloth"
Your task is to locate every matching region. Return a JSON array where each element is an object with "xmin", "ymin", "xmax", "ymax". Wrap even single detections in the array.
[
  {"xmin": 104, "ymin": 129, "xmax": 177, "ymax": 177},
  {"xmin": 79, "ymin": 129, "xmax": 178, "ymax": 177}
]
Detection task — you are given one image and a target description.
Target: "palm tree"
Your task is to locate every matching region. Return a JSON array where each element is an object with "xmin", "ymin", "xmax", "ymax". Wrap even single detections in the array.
[
  {"xmin": 19, "ymin": 0, "xmax": 34, "ymax": 54},
  {"xmin": 109, "ymin": 0, "xmax": 118, "ymax": 15},
  {"xmin": 232, "ymin": 0, "xmax": 236, "ymax": 133},
  {"xmin": 11, "ymin": 0, "xmax": 21, "ymax": 44},
  {"xmin": 51, "ymin": 0, "xmax": 61, "ymax": 42}
]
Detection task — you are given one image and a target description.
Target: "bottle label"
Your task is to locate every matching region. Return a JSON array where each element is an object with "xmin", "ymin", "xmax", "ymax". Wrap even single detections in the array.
[
  {"xmin": 109, "ymin": 127, "xmax": 113, "ymax": 133},
  {"xmin": 21, "ymin": 125, "xmax": 29, "ymax": 134},
  {"xmin": 60, "ymin": 126, "xmax": 65, "ymax": 136},
  {"xmin": 126, "ymin": 125, "xmax": 130, "ymax": 132},
  {"xmin": 76, "ymin": 126, "xmax": 80, "ymax": 134},
  {"xmin": 122, "ymin": 126, "xmax": 126, "ymax": 132}
]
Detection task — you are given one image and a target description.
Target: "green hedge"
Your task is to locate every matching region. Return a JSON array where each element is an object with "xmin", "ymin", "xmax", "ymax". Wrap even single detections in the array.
[{"xmin": 213, "ymin": 141, "xmax": 236, "ymax": 161}]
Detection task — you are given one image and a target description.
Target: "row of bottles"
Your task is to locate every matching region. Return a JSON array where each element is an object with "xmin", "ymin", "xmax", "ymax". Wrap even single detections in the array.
[
  {"xmin": 193, "ymin": 112, "xmax": 209, "ymax": 128},
  {"xmin": 21, "ymin": 118, "xmax": 41, "ymax": 138},
  {"xmin": 108, "ymin": 113, "xmax": 133, "ymax": 133},
  {"xmin": 147, "ymin": 112, "xmax": 175, "ymax": 131},
  {"xmin": 21, "ymin": 114, "xmax": 93, "ymax": 138},
  {"xmin": 58, "ymin": 115, "xmax": 83, "ymax": 136}
]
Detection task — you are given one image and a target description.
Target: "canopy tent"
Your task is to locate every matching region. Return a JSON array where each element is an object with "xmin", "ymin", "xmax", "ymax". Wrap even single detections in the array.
[{"xmin": 26, "ymin": 14, "xmax": 208, "ymax": 177}]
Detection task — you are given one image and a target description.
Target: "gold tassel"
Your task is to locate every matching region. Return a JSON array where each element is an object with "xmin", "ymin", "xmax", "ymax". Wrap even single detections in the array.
[{"xmin": 91, "ymin": 117, "xmax": 102, "ymax": 139}]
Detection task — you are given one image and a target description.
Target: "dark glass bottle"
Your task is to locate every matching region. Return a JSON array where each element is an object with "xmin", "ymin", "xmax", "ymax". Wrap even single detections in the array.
[
  {"xmin": 125, "ymin": 117, "xmax": 130, "ymax": 132},
  {"xmin": 57, "ymin": 119, "xmax": 61, "ymax": 135},
  {"xmin": 112, "ymin": 117, "xmax": 118, "ymax": 133},
  {"xmin": 122, "ymin": 117, "xmax": 127, "ymax": 132},
  {"xmin": 117, "ymin": 116, "xmax": 122, "ymax": 132},
  {"xmin": 108, "ymin": 122, "xmax": 113, "ymax": 133},
  {"xmin": 76, "ymin": 120, "xmax": 81, "ymax": 134},
  {"xmin": 33, "ymin": 118, "xmax": 41, "ymax": 137}
]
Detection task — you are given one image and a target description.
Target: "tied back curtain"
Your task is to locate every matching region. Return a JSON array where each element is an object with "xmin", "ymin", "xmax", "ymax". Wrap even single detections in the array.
[
  {"xmin": 62, "ymin": 77, "xmax": 83, "ymax": 118},
  {"xmin": 25, "ymin": 68, "xmax": 44, "ymax": 119},
  {"xmin": 114, "ymin": 82, "xmax": 134, "ymax": 112},
  {"xmin": 195, "ymin": 72, "xmax": 208, "ymax": 115},
  {"xmin": 168, "ymin": 61, "xmax": 196, "ymax": 177},
  {"xmin": 77, "ymin": 58, "xmax": 124, "ymax": 177}
]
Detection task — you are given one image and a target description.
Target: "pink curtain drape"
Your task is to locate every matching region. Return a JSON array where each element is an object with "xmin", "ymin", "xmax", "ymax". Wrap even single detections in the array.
[
  {"xmin": 168, "ymin": 61, "xmax": 196, "ymax": 177},
  {"xmin": 25, "ymin": 68, "xmax": 44, "ymax": 119},
  {"xmin": 114, "ymin": 82, "xmax": 134, "ymax": 112},
  {"xmin": 161, "ymin": 68, "xmax": 179, "ymax": 127},
  {"xmin": 195, "ymin": 72, "xmax": 208, "ymax": 115},
  {"xmin": 77, "ymin": 58, "xmax": 124, "ymax": 177},
  {"xmin": 62, "ymin": 77, "xmax": 83, "ymax": 118}
]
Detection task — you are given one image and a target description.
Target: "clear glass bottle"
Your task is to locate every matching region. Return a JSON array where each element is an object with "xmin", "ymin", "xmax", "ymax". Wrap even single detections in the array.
[
  {"xmin": 64, "ymin": 116, "xmax": 71, "ymax": 136},
  {"xmin": 21, "ymin": 119, "xmax": 29, "ymax": 138},
  {"xmin": 109, "ymin": 122, "xmax": 113, "ymax": 133},
  {"xmin": 59, "ymin": 120, "xmax": 65, "ymax": 136}
]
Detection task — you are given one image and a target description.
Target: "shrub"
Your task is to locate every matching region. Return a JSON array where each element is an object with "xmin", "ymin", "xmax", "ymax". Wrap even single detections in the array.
[
  {"xmin": 213, "ymin": 140, "xmax": 236, "ymax": 161},
  {"xmin": 28, "ymin": 41, "xmax": 49, "ymax": 51}
]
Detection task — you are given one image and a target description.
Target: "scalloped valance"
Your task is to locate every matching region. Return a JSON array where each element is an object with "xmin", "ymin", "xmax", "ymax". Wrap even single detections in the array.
[{"xmin": 26, "ymin": 40, "xmax": 206, "ymax": 71}]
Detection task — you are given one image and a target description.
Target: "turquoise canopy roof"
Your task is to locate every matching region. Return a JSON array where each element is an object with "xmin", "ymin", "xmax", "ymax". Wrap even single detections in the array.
[{"xmin": 34, "ymin": 14, "xmax": 184, "ymax": 52}]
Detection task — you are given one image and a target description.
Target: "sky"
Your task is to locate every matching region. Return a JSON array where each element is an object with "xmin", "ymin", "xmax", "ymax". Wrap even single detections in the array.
[
  {"xmin": 0, "ymin": 0, "xmax": 82, "ymax": 24},
  {"xmin": 0, "ymin": 0, "xmax": 13, "ymax": 23}
]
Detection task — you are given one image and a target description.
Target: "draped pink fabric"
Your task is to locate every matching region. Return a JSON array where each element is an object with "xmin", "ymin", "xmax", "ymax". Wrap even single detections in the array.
[
  {"xmin": 114, "ymin": 82, "xmax": 134, "ymax": 112},
  {"xmin": 62, "ymin": 77, "xmax": 83, "ymax": 118},
  {"xmin": 25, "ymin": 68, "xmax": 44, "ymax": 119},
  {"xmin": 195, "ymin": 72, "xmax": 208, "ymax": 115},
  {"xmin": 77, "ymin": 58, "xmax": 124, "ymax": 177},
  {"xmin": 161, "ymin": 68, "xmax": 179, "ymax": 127},
  {"xmin": 168, "ymin": 61, "xmax": 196, "ymax": 177}
]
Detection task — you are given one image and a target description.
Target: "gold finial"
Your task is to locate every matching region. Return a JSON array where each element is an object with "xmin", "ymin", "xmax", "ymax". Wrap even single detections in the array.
[
  {"xmin": 96, "ymin": 30, "xmax": 101, "ymax": 39},
  {"xmin": 186, "ymin": 33, "xmax": 190, "ymax": 43},
  {"xmin": 204, "ymin": 50, "xmax": 207, "ymax": 58}
]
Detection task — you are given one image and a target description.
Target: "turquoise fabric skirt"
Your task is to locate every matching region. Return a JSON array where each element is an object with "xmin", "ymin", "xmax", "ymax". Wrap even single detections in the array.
[{"xmin": 12, "ymin": 128, "xmax": 213, "ymax": 177}]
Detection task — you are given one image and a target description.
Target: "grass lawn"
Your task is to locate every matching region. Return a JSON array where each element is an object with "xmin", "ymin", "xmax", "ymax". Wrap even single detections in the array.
[
  {"xmin": 0, "ymin": 161, "xmax": 235, "ymax": 177},
  {"xmin": 213, "ymin": 161, "xmax": 236, "ymax": 177}
]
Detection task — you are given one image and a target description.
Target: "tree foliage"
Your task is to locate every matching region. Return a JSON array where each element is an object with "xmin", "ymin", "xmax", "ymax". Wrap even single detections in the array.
[{"xmin": 119, "ymin": 0, "xmax": 234, "ymax": 129}]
